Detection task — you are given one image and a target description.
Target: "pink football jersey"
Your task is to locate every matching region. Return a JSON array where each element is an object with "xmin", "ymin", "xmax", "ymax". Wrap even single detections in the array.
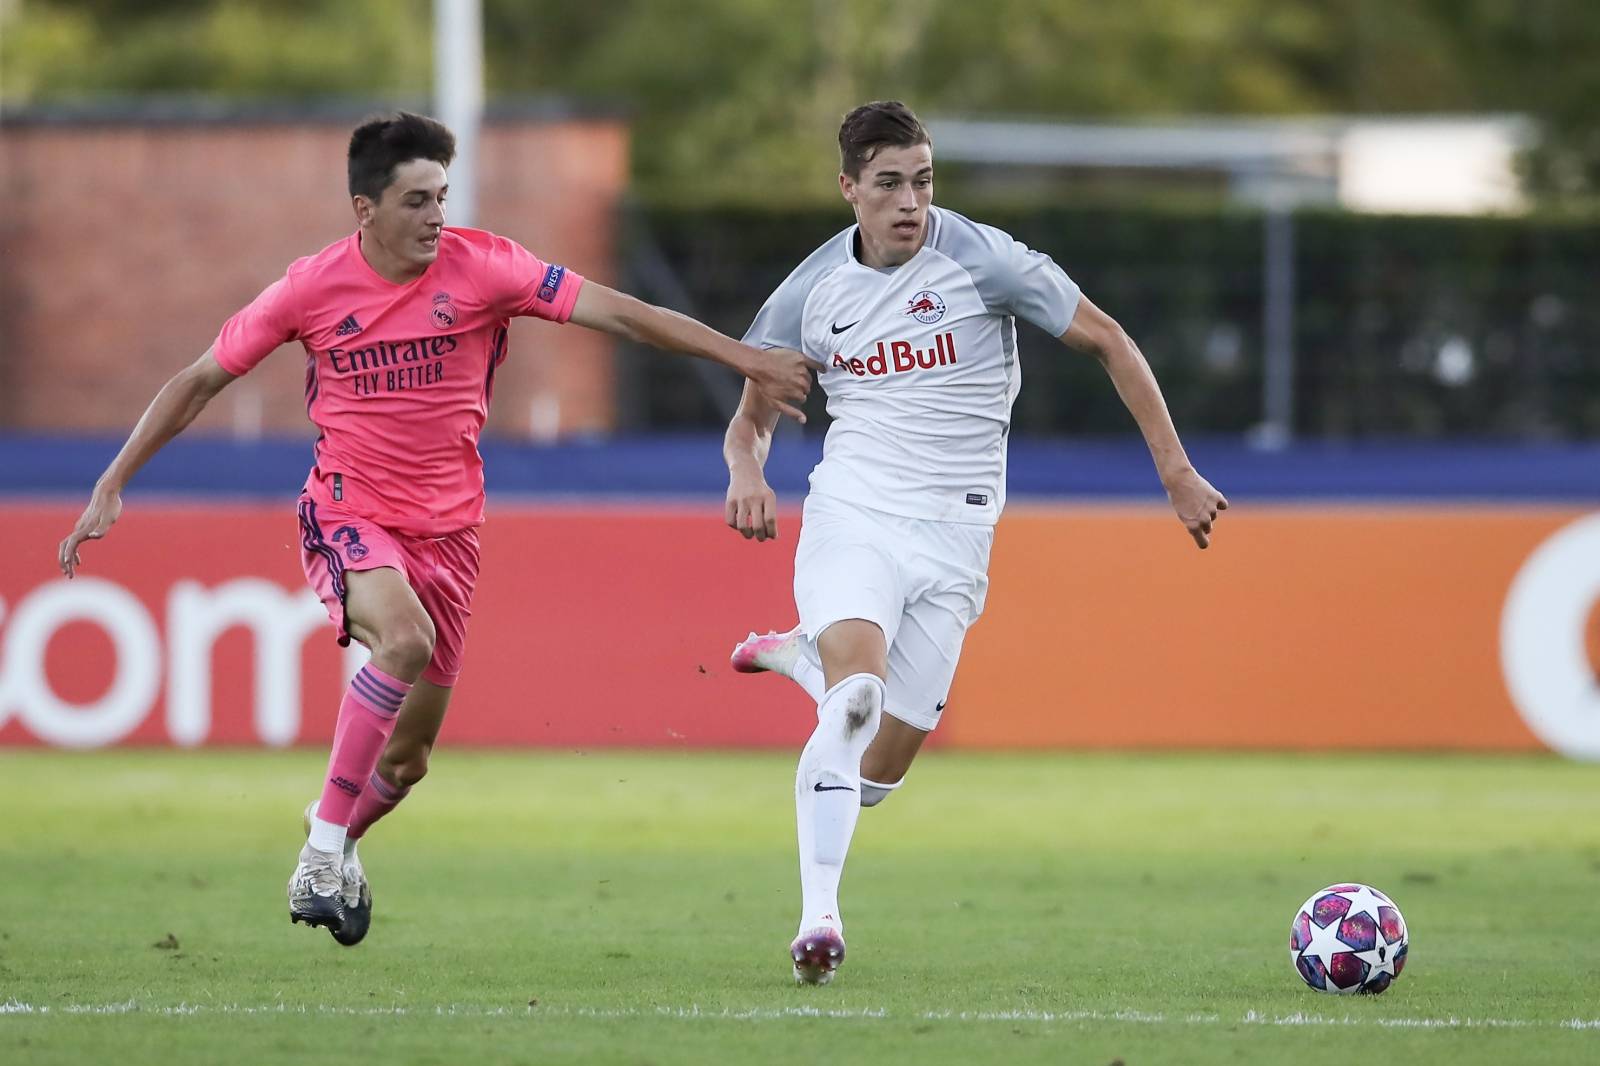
[{"xmin": 213, "ymin": 227, "xmax": 584, "ymax": 536}]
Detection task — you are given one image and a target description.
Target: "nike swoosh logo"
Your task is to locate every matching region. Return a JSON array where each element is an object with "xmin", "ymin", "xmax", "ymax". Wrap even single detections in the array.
[
  {"xmin": 813, "ymin": 782, "xmax": 856, "ymax": 793},
  {"xmin": 829, "ymin": 320, "xmax": 860, "ymax": 334}
]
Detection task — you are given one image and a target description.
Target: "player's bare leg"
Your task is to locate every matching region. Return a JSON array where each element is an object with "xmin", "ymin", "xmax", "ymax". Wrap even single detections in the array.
[
  {"xmin": 790, "ymin": 619, "xmax": 887, "ymax": 985},
  {"xmin": 290, "ymin": 567, "xmax": 433, "ymax": 934},
  {"xmin": 859, "ymin": 713, "xmax": 928, "ymax": 806},
  {"xmin": 305, "ymin": 680, "xmax": 454, "ymax": 946}
]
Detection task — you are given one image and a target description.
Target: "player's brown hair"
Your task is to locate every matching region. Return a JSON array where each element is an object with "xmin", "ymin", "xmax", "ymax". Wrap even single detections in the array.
[
  {"xmin": 838, "ymin": 101, "xmax": 931, "ymax": 178},
  {"xmin": 347, "ymin": 111, "xmax": 457, "ymax": 201}
]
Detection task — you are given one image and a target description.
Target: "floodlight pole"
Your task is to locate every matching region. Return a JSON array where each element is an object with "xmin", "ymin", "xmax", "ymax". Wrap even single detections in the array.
[
  {"xmin": 1258, "ymin": 199, "xmax": 1297, "ymax": 449},
  {"xmin": 434, "ymin": 0, "xmax": 483, "ymax": 228}
]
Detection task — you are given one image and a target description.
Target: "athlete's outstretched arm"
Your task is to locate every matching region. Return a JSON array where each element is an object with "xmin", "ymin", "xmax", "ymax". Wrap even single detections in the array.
[
  {"xmin": 722, "ymin": 380, "xmax": 784, "ymax": 541},
  {"xmin": 1062, "ymin": 295, "xmax": 1228, "ymax": 549},
  {"xmin": 568, "ymin": 282, "xmax": 820, "ymax": 423},
  {"xmin": 58, "ymin": 349, "xmax": 237, "ymax": 577}
]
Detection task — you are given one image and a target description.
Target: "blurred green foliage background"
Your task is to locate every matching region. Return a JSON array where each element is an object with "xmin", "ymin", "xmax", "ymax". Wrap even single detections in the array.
[{"xmin": 4, "ymin": 0, "xmax": 1597, "ymax": 206}]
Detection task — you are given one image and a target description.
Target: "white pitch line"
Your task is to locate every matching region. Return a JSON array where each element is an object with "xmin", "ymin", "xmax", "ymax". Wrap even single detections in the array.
[{"xmin": 2, "ymin": 1000, "xmax": 1597, "ymax": 1032}]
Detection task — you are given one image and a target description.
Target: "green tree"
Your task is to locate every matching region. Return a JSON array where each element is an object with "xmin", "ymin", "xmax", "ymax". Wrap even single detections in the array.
[
  {"xmin": 3, "ymin": 0, "xmax": 1592, "ymax": 204},
  {"xmin": 1, "ymin": 0, "xmax": 430, "ymax": 99}
]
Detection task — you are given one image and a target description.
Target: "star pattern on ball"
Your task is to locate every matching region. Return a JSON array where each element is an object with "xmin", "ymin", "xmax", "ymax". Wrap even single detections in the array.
[
  {"xmin": 1354, "ymin": 924, "xmax": 1398, "ymax": 982},
  {"xmin": 1299, "ymin": 908, "xmax": 1352, "ymax": 973},
  {"xmin": 1339, "ymin": 884, "xmax": 1389, "ymax": 924}
]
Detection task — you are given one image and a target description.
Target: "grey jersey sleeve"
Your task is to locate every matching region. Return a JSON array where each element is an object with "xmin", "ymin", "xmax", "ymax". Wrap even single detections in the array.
[
  {"xmin": 741, "ymin": 227, "xmax": 853, "ymax": 354},
  {"xmin": 934, "ymin": 209, "xmax": 1082, "ymax": 336}
]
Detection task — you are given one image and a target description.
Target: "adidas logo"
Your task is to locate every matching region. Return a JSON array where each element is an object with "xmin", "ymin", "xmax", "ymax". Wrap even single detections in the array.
[{"xmin": 334, "ymin": 314, "xmax": 362, "ymax": 337}]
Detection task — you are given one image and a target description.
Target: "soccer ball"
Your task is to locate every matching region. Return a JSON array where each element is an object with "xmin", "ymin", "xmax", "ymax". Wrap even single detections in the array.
[{"xmin": 1289, "ymin": 883, "xmax": 1408, "ymax": 994}]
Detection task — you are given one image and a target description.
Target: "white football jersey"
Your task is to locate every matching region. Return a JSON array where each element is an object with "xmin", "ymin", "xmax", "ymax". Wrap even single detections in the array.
[{"xmin": 744, "ymin": 206, "xmax": 1081, "ymax": 525}]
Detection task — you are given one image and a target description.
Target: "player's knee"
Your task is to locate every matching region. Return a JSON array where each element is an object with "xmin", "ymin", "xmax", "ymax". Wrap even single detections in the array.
[
  {"xmin": 816, "ymin": 620, "xmax": 888, "ymax": 680},
  {"xmin": 859, "ymin": 776, "xmax": 903, "ymax": 808},
  {"xmin": 375, "ymin": 619, "xmax": 435, "ymax": 678},
  {"xmin": 820, "ymin": 673, "xmax": 884, "ymax": 747}
]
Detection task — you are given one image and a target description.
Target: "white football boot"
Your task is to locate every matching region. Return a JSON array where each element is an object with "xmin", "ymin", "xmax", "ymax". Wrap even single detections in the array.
[
  {"xmin": 730, "ymin": 626, "xmax": 804, "ymax": 678},
  {"xmin": 299, "ymin": 799, "xmax": 371, "ymax": 945},
  {"xmin": 287, "ymin": 841, "xmax": 345, "ymax": 931}
]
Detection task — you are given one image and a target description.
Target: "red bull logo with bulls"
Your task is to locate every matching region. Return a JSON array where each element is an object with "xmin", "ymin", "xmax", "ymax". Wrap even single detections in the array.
[
  {"xmin": 906, "ymin": 290, "xmax": 946, "ymax": 324},
  {"xmin": 830, "ymin": 333, "xmax": 958, "ymax": 378}
]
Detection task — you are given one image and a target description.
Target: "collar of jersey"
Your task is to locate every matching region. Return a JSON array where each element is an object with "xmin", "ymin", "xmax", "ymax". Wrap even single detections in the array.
[{"xmin": 348, "ymin": 230, "xmax": 443, "ymax": 289}]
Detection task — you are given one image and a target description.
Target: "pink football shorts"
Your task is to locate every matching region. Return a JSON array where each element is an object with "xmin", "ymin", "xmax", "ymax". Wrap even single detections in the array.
[{"xmin": 296, "ymin": 494, "xmax": 481, "ymax": 687}]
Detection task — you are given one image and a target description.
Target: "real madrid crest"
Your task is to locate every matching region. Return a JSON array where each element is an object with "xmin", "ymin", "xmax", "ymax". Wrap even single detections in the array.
[{"xmin": 431, "ymin": 290, "xmax": 458, "ymax": 329}]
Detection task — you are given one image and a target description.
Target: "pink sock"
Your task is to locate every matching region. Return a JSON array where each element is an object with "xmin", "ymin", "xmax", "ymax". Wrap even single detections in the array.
[
  {"xmin": 348, "ymin": 770, "xmax": 411, "ymax": 840},
  {"xmin": 316, "ymin": 665, "xmax": 410, "ymax": 826}
]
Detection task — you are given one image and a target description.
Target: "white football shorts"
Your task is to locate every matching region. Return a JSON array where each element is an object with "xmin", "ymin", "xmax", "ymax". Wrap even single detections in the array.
[{"xmin": 792, "ymin": 491, "xmax": 993, "ymax": 731}]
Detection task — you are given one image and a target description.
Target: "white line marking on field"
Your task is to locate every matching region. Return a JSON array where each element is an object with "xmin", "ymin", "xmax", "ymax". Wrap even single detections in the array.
[{"xmin": 2, "ymin": 999, "xmax": 1596, "ymax": 1032}]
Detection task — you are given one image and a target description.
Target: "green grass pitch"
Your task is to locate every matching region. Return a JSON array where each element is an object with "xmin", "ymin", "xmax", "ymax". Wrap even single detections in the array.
[{"xmin": 3, "ymin": 749, "xmax": 1599, "ymax": 1064}]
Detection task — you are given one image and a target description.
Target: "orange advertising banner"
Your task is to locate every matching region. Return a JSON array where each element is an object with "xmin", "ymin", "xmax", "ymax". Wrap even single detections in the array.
[
  {"xmin": 946, "ymin": 505, "xmax": 1589, "ymax": 752},
  {"xmin": 0, "ymin": 502, "xmax": 1591, "ymax": 754}
]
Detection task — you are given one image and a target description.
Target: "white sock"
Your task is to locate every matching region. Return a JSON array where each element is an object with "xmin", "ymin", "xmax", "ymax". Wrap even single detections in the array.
[
  {"xmin": 774, "ymin": 629, "xmax": 827, "ymax": 704},
  {"xmin": 791, "ymin": 655, "xmax": 827, "ymax": 705},
  {"xmin": 307, "ymin": 815, "xmax": 347, "ymax": 855},
  {"xmin": 308, "ymin": 800, "xmax": 358, "ymax": 859},
  {"xmin": 795, "ymin": 672, "xmax": 884, "ymax": 933}
]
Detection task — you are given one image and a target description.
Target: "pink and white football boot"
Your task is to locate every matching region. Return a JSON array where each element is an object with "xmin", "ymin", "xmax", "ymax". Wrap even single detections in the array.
[{"xmin": 730, "ymin": 626, "xmax": 803, "ymax": 678}]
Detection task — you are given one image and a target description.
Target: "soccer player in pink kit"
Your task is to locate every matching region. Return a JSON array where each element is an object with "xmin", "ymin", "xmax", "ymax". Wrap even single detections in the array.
[{"xmin": 58, "ymin": 112, "xmax": 818, "ymax": 943}]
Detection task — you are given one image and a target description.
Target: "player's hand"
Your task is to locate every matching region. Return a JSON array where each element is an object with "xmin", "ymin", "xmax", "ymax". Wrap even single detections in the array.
[
  {"xmin": 747, "ymin": 347, "xmax": 822, "ymax": 424},
  {"xmin": 725, "ymin": 473, "xmax": 780, "ymax": 541},
  {"xmin": 1163, "ymin": 468, "xmax": 1227, "ymax": 549},
  {"xmin": 59, "ymin": 486, "xmax": 124, "ymax": 578}
]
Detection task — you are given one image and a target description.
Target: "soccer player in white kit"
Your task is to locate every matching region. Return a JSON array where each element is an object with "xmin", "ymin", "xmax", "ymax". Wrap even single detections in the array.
[{"xmin": 722, "ymin": 101, "xmax": 1227, "ymax": 984}]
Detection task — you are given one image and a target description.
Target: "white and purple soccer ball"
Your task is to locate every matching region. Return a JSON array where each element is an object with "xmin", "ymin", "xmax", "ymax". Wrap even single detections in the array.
[{"xmin": 1289, "ymin": 883, "xmax": 1408, "ymax": 994}]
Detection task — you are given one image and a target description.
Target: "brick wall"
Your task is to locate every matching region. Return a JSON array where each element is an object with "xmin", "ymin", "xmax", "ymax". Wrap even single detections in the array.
[{"xmin": 0, "ymin": 106, "xmax": 628, "ymax": 438}]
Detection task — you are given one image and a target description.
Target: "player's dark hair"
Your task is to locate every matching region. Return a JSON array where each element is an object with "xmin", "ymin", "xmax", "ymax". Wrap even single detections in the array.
[
  {"xmin": 838, "ymin": 101, "xmax": 931, "ymax": 178},
  {"xmin": 347, "ymin": 111, "xmax": 457, "ymax": 201}
]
